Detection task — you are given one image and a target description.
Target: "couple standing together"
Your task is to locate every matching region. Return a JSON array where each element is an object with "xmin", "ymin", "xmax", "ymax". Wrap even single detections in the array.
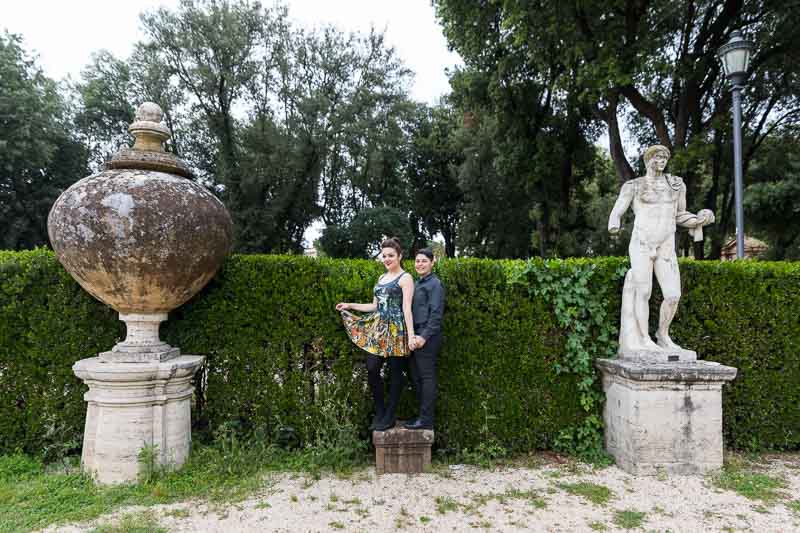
[{"xmin": 335, "ymin": 238, "xmax": 445, "ymax": 432}]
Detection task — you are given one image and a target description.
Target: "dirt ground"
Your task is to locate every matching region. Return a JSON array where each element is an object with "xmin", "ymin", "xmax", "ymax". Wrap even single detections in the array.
[{"xmin": 43, "ymin": 454, "xmax": 800, "ymax": 533}]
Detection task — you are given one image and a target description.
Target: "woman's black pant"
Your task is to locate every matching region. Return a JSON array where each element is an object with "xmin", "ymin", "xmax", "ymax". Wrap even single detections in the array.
[
  {"xmin": 409, "ymin": 334, "xmax": 442, "ymax": 426},
  {"xmin": 366, "ymin": 355, "xmax": 405, "ymax": 418}
]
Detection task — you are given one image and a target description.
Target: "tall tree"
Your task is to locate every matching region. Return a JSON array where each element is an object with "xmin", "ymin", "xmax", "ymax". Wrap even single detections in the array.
[
  {"xmin": 434, "ymin": 1, "xmax": 602, "ymax": 257},
  {"xmin": 436, "ymin": 0, "xmax": 800, "ymax": 258},
  {"xmin": 73, "ymin": 50, "xmax": 134, "ymax": 171},
  {"xmin": 406, "ymin": 102, "xmax": 464, "ymax": 257},
  {"xmin": 744, "ymin": 131, "xmax": 800, "ymax": 259},
  {"xmin": 0, "ymin": 32, "xmax": 86, "ymax": 249},
  {"xmin": 140, "ymin": 0, "xmax": 264, "ymax": 229}
]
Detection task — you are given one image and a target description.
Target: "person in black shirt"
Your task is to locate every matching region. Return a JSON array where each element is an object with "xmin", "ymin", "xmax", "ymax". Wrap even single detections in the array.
[{"xmin": 404, "ymin": 247, "xmax": 445, "ymax": 431}]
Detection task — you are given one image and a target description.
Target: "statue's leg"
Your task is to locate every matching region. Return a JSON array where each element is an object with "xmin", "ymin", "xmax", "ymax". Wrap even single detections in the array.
[
  {"xmin": 618, "ymin": 269, "xmax": 637, "ymax": 351},
  {"xmin": 628, "ymin": 234, "xmax": 659, "ymax": 350},
  {"xmin": 654, "ymin": 240, "xmax": 684, "ymax": 351}
]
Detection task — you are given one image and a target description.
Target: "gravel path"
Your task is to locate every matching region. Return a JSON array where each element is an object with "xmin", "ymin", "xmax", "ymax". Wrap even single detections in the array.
[{"xmin": 44, "ymin": 454, "xmax": 800, "ymax": 532}]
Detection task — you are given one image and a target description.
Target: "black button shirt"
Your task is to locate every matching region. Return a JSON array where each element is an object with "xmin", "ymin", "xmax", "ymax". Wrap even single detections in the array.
[{"xmin": 412, "ymin": 273, "xmax": 445, "ymax": 340}]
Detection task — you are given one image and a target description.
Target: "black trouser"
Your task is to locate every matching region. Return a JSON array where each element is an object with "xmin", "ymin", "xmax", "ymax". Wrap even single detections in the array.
[
  {"xmin": 409, "ymin": 333, "xmax": 442, "ymax": 426},
  {"xmin": 366, "ymin": 355, "xmax": 406, "ymax": 419}
]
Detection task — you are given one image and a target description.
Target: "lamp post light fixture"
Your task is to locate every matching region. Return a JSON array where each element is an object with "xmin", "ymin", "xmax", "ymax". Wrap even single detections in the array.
[{"xmin": 718, "ymin": 30, "xmax": 755, "ymax": 259}]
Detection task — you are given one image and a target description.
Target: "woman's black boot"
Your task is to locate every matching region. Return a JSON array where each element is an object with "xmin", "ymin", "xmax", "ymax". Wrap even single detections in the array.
[
  {"xmin": 374, "ymin": 411, "xmax": 396, "ymax": 431},
  {"xmin": 369, "ymin": 409, "xmax": 385, "ymax": 431}
]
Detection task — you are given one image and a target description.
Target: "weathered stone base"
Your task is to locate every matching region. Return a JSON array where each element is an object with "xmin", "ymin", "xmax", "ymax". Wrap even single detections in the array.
[
  {"xmin": 596, "ymin": 358, "xmax": 737, "ymax": 475},
  {"xmin": 618, "ymin": 347, "xmax": 697, "ymax": 363},
  {"xmin": 373, "ymin": 424, "xmax": 434, "ymax": 474},
  {"xmin": 73, "ymin": 355, "xmax": 204, "ymax": 484}
]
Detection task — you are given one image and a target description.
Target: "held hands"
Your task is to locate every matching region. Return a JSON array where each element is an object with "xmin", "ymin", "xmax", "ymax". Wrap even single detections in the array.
[{"xmin": 408, "ymin": 335, "xmax": 426, "ymax": 351}]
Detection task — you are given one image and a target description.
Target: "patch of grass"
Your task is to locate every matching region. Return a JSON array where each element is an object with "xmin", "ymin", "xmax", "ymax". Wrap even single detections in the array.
[
  {"xmin": 469, "ymin": 518, "xmax": 492, "ymax": 528},
  {"xmin": 651, "ymin": 505, "xmax": 672, "ymax": 517},
  {"xmin": 788, "ymin": 500, "xmax": 800, "ymax": 515},
  {"xmin": 419, "ymin": 516, "xmax": 431, "ymax": 524},
  {"xmin": 435, "ymin": 495, "xmax": 461, "ymax": 514},
  {"xmin": 713, "ymin": 462, "xmax": 788, "ymax": 503},
  {"xmin": 588, "ymin": 521, "xmax": 607, "ymax": 531},
  {"xmin": 254, "ymin": 501, "xmax": 271, "ymax": 509},
  {"xmin": 558, "ymin": 482, "xmax": 614, "ymax": 505},
  {"xmin": 290, "ymin": 494, "xmax": 298, "ymax": 502},
  {"xmin": 0, "ymin": 435, "xmax": 371, "ymax": 533},
  {"xmin": 89, "ymin": 511, "xmax": 167, "ymax": 533},
  {"xmin": 394, "ymin": 506, "xmax": 414, "ymax": 529},
  {"xmin": 163, "ymin": 507, "xmax": 190, "ymax": 518},
  {"xmin": 613, "ymin": 509, "xmax": 646, "ymax": 530},
  {"xmin": 0, "ymin": 453, "xmax": 43, "ymax": 482},
  {"xmin": 468, "ymin": 488, "xmax": 547, "ymax": 510},
  {"xmin": 329, "ymin": 521, "xmax": 345, "ymax": 529}
]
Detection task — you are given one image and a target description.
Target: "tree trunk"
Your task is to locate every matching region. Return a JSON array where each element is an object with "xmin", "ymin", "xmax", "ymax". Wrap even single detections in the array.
[{"xmin": 596, "ymin": 93, "xmax": 635, "ymax": 183}]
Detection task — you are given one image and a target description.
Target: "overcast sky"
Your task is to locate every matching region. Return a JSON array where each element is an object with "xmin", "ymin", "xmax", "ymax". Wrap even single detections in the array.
[{"xmin": 2, "ymin": 0, "xmax": 461, "ymax": 105}]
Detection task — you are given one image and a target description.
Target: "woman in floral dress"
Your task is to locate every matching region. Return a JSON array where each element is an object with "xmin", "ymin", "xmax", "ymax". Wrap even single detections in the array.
[{"xmin": 336, "ymin": 238, "xmax": 416, "ymax": 431}]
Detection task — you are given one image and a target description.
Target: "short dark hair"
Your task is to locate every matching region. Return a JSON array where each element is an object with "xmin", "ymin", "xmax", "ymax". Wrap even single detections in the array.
[
  {"xmin": 380, "ymin": 237, "xmax": 403, "ymax": 257},
  {"xmin": 416, "ymin": 247, "xmax": 434, "ymax": 260}
]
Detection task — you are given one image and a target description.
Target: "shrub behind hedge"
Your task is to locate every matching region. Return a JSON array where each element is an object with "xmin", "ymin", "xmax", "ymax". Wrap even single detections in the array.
[{"xmin": 1, "ymin": 250, "xmax": 798, "ymax": 456}]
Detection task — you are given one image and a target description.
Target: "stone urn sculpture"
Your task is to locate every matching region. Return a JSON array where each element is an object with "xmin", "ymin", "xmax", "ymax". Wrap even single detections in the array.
[{"xmin": 48, "ymin": 102, "xmax": 232, "ymax": 484}]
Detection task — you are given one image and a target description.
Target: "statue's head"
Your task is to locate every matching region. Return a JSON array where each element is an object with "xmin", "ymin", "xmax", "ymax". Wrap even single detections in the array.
[{"xmin": 643, "ymin": 145, "xmax": 670, "ymax": 172}]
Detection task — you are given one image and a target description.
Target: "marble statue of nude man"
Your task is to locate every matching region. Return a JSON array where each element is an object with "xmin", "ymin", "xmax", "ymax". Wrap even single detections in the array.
[{"xmin": 608, "ymin": 145, "xmax": 714, "ymax": 361}]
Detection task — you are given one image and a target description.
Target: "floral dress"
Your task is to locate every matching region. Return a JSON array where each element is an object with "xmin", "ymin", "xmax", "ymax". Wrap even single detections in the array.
[{"xmin": 341, "ymin": 272, "xmax": 409, "ymax": 357}]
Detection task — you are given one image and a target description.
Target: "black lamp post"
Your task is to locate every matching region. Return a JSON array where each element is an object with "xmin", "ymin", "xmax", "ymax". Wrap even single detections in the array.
[{"xmin": 718, "ymin": 30, "xmax": 755, "ymax": 259}]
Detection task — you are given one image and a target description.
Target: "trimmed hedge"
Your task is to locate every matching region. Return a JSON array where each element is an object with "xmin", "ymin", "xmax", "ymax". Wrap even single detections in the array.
[{"xmin": 1, "ymin": 249, "xmax": 798, "ymax": 457}]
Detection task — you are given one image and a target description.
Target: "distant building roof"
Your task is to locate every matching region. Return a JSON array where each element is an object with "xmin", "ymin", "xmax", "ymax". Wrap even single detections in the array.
[{"xmin": 720, "ymin": 236, "xmax": 768, "ymax": 260}]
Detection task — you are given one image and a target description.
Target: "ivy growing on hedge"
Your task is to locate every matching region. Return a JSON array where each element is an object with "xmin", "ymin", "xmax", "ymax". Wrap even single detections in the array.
[{"xmin": 1, "ymin": 250, "xmax": 798, "ymax": 458}]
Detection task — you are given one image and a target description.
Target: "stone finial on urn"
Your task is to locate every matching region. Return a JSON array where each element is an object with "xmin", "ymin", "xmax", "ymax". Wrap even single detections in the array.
[{"xmin": 48, "ymin": 102, "xmax": 232, "ymax": 362}]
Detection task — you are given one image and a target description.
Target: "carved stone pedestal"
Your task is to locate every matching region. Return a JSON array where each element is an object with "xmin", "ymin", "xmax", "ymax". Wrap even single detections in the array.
[
  {"xmin": 73, "ymin": 355, "xmax": 204, "ymax": 484},
  {"xmin": 596, "ymin": 358, "xmax": 737, "ymax": 475},
  {"xmin": 373, "ymin": 424, "xmax": 434, "ymax": 474}
]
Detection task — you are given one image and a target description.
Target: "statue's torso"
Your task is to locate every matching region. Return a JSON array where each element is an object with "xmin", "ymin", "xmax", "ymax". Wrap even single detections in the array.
[{"xmin": 631, "ymin": 176, "xmax": 681, "ymax": 245}]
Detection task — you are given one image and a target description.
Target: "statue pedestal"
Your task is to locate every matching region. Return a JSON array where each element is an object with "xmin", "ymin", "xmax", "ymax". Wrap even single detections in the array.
[
  {"xmin": 596, "ymin": 358, "xmax": 737, "ymax": 475},
  {"xmin": 73, "ymin": 355, "xmax": 204, "ymax": 484},
  {"xmin": 373, "ymin": 424, "xmax": 434, "ymax": 474}
]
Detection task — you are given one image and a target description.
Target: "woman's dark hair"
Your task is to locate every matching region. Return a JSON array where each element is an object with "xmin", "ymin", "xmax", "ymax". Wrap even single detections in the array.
[
  {"xmin": 416, "ymin": 247, "xmax": 434, "ymax": 261},
  {"xmin": 380, "ymin": 237, "xmax": 403, "ymax": 257}
]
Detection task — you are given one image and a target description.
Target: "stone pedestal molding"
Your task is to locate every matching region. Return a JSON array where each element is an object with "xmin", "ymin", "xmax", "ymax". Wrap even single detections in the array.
[
  {"xmin": 73, "ymin": 355, "xmax": 204, "ymax": 484},
  {"xmin": 596, "ymin": 358, "xmax": 737, "ymax": 475},
  {"xmin": 100, "ymin": 313, "xmax": 180, "ymax": 363},
  {"xmin": 373, "ymin": 424, "xmax": 434, "ymax": 474}
]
